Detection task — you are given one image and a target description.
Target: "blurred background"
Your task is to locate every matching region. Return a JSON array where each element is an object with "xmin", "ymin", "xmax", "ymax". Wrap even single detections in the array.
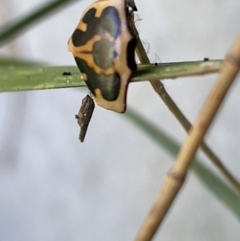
[{"xmin": 0, "ymin": 0, "xmax": 240, "ymax": 240}]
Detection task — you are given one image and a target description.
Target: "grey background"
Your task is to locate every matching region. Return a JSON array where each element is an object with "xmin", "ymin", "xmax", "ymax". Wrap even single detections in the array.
[{"xmin": 0, "ymin": 0, "xmax": 240, "ymax": 240}]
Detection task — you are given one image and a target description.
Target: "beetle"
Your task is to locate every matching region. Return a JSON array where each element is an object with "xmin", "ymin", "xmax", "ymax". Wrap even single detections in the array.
[{"xmin": 68, "ymin": 0, "xmax": 137, "ymax": 113}]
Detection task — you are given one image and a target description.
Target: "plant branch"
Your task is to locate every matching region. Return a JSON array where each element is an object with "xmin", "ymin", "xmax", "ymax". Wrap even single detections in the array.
[
  {"xmin": 128, "ymin": 13, "xmax": 240, "ymax": 194},
  {"xmin": 0, "ymin": 60, "xmax": 221, "ymax": 92},
  {"xmin": 134, "ymin": 33, "xmax": 240, "ymax": 241},
  {"xmin": 125, "ymin": 108, "xmax": 240, "ymax": 220}
]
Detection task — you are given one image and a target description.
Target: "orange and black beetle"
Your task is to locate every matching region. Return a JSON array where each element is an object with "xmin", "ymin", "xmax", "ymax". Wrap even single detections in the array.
[{"xmin": 68, "ymin": 0, "xmax": 137, "ymax": 113}]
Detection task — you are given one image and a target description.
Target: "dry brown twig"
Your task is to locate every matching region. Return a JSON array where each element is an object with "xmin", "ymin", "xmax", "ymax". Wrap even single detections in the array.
[
  {"xmin": 127, "ymin": 11, "xmax": 240, "ymax": 193},
  {"xmin": 134, "ymin": 33, "xmax": 240, "ymax": 241}
]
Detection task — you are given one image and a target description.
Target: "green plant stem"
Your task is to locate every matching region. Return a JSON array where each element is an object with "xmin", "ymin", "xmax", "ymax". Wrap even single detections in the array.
[
  {"xmin": 0, "ymin": 59, "xmax": 221, "ymax": 92},
  {"xmin": 0, "ymin": 0, "xmax": 77, "ymax": 45}
]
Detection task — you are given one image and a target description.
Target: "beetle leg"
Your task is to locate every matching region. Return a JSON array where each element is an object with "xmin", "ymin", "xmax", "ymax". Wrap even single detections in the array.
[{"xmin": 126, "ymin": 0, "xmax": 138, "ymax": 11}]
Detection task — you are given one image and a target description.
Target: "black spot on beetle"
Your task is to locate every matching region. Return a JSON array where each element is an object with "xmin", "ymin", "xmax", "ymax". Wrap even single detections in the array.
[
  {"xmin": 113, "ymin": 51, "xmax": 118, "ymax": 58},
  {"xmin": 82, "ymin": 8, "xmax": 97, "ymax": 27},
  {"xmin": 92, "ymin": 39, "xmax": 115, "ymax": 69},
  {"xmin": 126, "ymin": 37, "xmax": 137, "ymax": 72},
  {"xmin": 72, "ymin": 7, "xmax": 121, "ymax": 47},
  {"xmin": 72, "ymin": 29, "xmax": 87, "ymax": 47},
  {"xmin": 75, "ymin": 57, "xmax": 120, "ymax": 101},
  {"xmin": 99, "ymin": 7, "xmax": 121, "ymax": 38}
]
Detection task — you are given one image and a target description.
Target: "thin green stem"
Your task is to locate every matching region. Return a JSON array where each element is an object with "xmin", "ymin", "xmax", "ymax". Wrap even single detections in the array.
[
  {"xmin": 0, "ymin": 0, "xmax": 78, "ymax": 44},
  {"xmin": 0, "ymin": 59, "xmax": 222, "ymax": 92}
]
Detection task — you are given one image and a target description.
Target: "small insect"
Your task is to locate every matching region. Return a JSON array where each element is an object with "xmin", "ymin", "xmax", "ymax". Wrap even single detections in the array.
[
  {"xmin": 75, "ymin": 94, "xmax": 95, "ymax": 142},
  {"xmin": 62, "ymin": 71, "xmax": 72, "ymax": 76},
  {"xmin": 68, "ymin": 0, "xmax": 137, "ymax": 113}
]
